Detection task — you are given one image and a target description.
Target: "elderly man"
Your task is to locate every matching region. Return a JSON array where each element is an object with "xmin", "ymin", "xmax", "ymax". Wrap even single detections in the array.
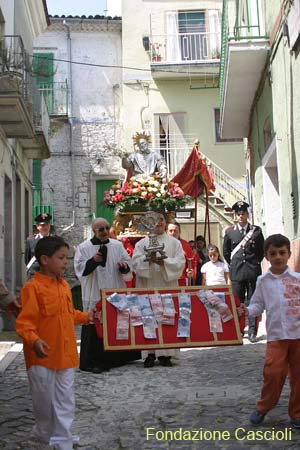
[
  {"xmin": 223, "ymin": 201, "xmax": 264, "ymax": 342},
  {"xmin": 74, "ymin": 217, "xmax": 141, "ymax": 373},
  {"xmin": 132, "ymin": 211, "xmax": 185, "ymax": 367},
  {"xmin": 25, "ymin": 213, "xmax": 52, "ymax": 278}
]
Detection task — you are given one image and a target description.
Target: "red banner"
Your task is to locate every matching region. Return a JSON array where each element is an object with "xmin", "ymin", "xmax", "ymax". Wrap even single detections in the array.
[{"xmin": 171, "ymin": 145, "xmax": 215, "ymax": 198}]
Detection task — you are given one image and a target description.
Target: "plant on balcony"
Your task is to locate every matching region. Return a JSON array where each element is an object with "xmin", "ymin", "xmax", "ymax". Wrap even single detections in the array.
[
  {"xmin": 103, "ymin": 175, "xmax": 191, "ymax": 213},
  {"xmin": 211, "ymin": 48, "xmax": 220, "ymax": 59},
  {"xmin": 150, "ymin": 42, "xmax": 162, "ymax": 62}
]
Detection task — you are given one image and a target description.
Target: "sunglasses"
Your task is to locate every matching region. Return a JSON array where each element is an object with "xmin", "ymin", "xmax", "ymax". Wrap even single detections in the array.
[{"xmin": 96, "ymin": 225, "xmax": 110, "ymax": 232}]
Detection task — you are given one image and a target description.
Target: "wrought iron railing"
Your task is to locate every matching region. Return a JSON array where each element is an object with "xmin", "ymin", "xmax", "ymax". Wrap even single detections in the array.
[
  {"xmin": 219, "ymin": 0, "xmax": 269, "ymax": 110},
  {"xmin": 0, "ymin": 35, "xmax": 26, "ymax": 74},
  {"xmin": 233, "ymin": 0, "xmax": 266, "ymax": 39},
  {"xmin": 30, "ymin": 76, "xmax": 50, "ymax": 138},
  {"xmin": 38, "ymin": 81, "xmax": 70, "ymax": 116},
  {"xmin": 150, "ymin": 31, "xmax": 221, "ymax": 64},
  {"xmin": 151, "ymin": 134, "xmax": 246, "ymax": 207},
  {"xmin": 0, "ymin": 35, "xmax": 51, "ymax": 140},
  {"xmin": 199, "ymin": 151, "xmax": 246, "ymax": 206}
]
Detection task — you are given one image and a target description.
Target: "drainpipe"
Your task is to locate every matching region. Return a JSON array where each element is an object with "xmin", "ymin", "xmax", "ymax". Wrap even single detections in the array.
[{"xmin": 62, "ymin": 20, "xmax": 76, "ymax": 233}]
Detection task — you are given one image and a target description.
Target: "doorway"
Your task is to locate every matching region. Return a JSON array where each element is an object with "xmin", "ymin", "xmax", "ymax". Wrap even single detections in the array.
[{"xmin": 262, "ymin": 136, "xmax": 283, "ymax": 235}]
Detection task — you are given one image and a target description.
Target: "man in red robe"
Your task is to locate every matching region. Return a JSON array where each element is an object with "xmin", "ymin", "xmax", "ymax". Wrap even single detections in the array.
[{"xmin": 167, "ymin": 222, "xmax": 199, "ymax": 286}]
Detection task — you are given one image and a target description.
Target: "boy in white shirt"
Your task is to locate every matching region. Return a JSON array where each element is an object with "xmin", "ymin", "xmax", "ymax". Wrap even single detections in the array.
[{"xmin": 239, "ymin": 234, "xmax": 300, "ymax": 428}]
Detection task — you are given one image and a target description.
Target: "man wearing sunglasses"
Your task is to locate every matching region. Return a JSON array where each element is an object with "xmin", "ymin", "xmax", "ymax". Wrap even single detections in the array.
[{"xmin": 74, "ymin": 218, "xmax": 141, "ymax": 373}]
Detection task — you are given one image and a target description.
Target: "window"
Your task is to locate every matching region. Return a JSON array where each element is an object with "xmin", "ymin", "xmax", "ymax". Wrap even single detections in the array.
[
  {"xmin": 214, "ymin": 109, "xmax": 243, "ymax": 143},
  {"xmin": 178, "ymin": 11, "xmax": 206, "ymax": 60},
  {"xmin": 166, "ymin": 10, "xmax": 220, "ymax": 62},
  {"xmin": 33, "ymin": 53, "xmax": 54, "ymax": 113},
  {"xmin": 153, "ymin": 113, "xmax": 187, "ymax": 177}
]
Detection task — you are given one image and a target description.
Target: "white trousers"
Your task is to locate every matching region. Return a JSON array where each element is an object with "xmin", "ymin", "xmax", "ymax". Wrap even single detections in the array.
[
  {"xmin": 28, "ymin": 366, "xmax": 75, "ymax": 450},
  {"xmin": 142, "ymin": 349, "xmax": 179, "ymax": 358}
]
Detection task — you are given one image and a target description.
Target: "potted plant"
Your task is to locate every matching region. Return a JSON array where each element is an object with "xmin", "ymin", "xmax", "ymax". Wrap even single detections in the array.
[
  {"xmin": 211, "ymin": 48, "xmax": 220, "ymax": 59},
  {"xmin": 150, "ymin": 42, "xmax": 162, "ymax": 62}
]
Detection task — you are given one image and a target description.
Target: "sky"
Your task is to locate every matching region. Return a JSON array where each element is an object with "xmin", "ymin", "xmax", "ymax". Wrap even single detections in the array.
[{"xmin": 46, "ymin": 0, "xmax": 107, "ymax": 17}]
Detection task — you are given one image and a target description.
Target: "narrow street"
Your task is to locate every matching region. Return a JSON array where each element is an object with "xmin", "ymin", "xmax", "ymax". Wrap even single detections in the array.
[{"xmin": 0, "ymin": 326, "xmax": 299, "ymax": 450}]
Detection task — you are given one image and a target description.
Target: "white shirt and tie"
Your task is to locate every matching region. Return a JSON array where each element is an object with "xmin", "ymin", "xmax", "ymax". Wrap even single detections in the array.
[{"xmin": 238, "ymin": 224, "xmax": 247, "ymax": 237}]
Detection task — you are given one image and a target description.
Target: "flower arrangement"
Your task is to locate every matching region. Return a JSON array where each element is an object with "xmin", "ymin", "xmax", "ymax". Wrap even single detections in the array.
[
  {"xmin": 150, "ymin": 42, "xmax": 162, "ymax": 61},
  {"xmin": 103, "ymin": 175, "xmax": 191, "ymax": 212}
]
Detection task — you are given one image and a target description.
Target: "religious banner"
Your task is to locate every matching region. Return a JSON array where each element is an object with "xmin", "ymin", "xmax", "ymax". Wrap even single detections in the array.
[{"xmin": 94, "ymin": 286, "xmax": 244, "ymax": 351}]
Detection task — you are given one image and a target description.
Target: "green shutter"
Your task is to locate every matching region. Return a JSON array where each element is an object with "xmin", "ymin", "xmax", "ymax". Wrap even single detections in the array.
[
  {"xmin": 33, "ymin": 53, "xmax": 54, "ymax": 114},
  {"xmin": 96, "ymin": 180, "xmax": 117, "ymax": 224},
  {"xmin": 32, "ymin": 160, "xmax": 41, "ymax": 189},
  {"xmin": 31, "ymin": 159, "xmax": 53, "ymax": 224}
]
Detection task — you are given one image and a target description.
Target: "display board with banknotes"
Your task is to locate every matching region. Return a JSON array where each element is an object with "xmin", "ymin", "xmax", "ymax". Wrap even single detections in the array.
[{"xmin": 95, "ymin": 286, "xmax": 244, "ymax": 350}]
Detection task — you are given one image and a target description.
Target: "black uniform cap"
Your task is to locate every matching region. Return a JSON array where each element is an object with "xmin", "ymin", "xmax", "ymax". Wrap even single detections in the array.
[
  {"xmin": 34, "ymin": 213, "xmax": 52, "ymax": 224},
  {"xmin": 231, "ymin": 201, "xmax": 249, "ymax": 213}
]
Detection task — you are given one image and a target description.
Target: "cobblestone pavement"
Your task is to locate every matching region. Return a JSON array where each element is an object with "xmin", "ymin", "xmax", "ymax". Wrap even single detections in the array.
[{"xmin": 0, "ymin": 327, "xmax": 300, "ymax": 450}]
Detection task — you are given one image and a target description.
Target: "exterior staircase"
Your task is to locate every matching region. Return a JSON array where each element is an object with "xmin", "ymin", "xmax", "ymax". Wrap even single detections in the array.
[
  {"xmin": 153, "ymin": 136, "xmax": 247, "ymax": 227},
  {"xmin": 198, "ymin": 151, "xmax": 247, "ymax": 226}
]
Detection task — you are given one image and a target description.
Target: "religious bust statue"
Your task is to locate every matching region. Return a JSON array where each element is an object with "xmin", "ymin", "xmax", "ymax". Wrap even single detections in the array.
[{"xmin": 121, "ymin": 131, "xmax": 167, "ymax": 182}]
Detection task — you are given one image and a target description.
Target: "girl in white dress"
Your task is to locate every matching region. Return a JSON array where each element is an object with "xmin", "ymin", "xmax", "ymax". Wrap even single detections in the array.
[{"xmin": 201, "ymin": 245, "xmax": 231, "ymax": 286}]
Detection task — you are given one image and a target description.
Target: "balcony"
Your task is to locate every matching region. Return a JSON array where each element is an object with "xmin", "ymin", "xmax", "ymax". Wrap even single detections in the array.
[
  {"xmin": 0, "ymin": 35, "xmax": 34, "ymax": 137},
  {"xmin": 0, "ymin": 35, "xmax": 50, "ymax": 159},
  {"xmin": 39, "ymin": 81, "xmax": 70, "ymax": 118},
  {"xmin": 149, "ymin": 32, "xmax": 220, "ymax": 81},
  {"xmin": 20, "ymin": 79, "xmax": 50, "ymax": 160},
  {"xmin": 219, "ymin": 0, "xmax": 270, "ymax": 139}
]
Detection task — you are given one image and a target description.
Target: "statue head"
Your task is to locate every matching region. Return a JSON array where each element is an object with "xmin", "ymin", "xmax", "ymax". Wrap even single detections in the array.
[
  {"xmin": 132, "ymin": 131, "xmax": 151, "ymax": 155},
  {"xmin": 138, "ymin": 138, "xmax": 150, "ymax": 154}
]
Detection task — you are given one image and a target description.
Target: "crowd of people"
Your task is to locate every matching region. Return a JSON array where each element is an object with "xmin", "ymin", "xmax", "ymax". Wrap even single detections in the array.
[{"xmin": 1, "ymin": 197, "xmax": 299, "ymax": 449}]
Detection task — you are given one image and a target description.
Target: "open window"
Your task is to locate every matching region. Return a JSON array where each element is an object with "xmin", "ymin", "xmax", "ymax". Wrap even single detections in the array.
[
  {"xmin": 166, "ymin": 9, "xmax": 220, "ymax": 62},
  {"xmin": 153, "ymin": 113, "xmax": 187, "ymax": 177}
]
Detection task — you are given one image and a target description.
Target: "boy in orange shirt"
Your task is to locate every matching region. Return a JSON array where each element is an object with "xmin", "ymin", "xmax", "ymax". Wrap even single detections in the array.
[{"xmin": 16, "ymin": 236, "xmax": 93, "ymax": 450}]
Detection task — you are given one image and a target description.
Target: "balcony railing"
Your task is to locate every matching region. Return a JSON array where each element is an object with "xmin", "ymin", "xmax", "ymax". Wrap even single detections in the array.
[
  {"xmin": 233, "ymin": 0, "xmax": 266, "ymax": 39},
  {"xmin": 0, "ymin": 35, "xmax": 26, "ymax": 74},
  {"xmin": 38, "ymin": 81, "xmax": 70, "ymax": 116},
  {"xmin": 0, "ymin": 35, "xmax": 29, "ymax": 97},
  {"xmin": 150, "ymin": 32, "xmax": 221, "ymax": 64},
  {"xmin": 151, "ymin": 134, "xmax": 246, "ymax": 207}
]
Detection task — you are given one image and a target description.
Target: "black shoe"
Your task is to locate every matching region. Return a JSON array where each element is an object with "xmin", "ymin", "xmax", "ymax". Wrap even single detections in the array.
[
  {"xmin": 80, "ymin": 367, "xmax": 93, "ymax": 372},
  {"xmin": 158, "ymin": 356, "xmax": 173, "ymax": 367},
  {"xmin": 92, "ymin": 365, "xmax": 110, "ymax": 374},
  {"xmin": 249, "ymin": 333, "xmax": 257, "ymax": 343},
  {"xmin": 144, "ymin": 355, "xmax": 156, "ymax": 368}
]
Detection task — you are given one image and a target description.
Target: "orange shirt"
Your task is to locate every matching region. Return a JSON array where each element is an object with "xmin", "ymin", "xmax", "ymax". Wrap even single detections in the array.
[{"xmin": 16, "ymin": 272, "xmax": 89, "ymax": 370}]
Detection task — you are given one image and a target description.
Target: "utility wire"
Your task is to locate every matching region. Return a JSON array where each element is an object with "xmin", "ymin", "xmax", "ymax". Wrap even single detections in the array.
[{"xmin": 28, "ymin": 53, "xmax": 219, "ymax": 77}]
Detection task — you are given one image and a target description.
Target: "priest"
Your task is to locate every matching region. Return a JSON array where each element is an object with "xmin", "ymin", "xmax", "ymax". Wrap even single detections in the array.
[
  {"xmin": 74, "ymin": 217, "xmax": 141, "ymax": 373},
  {"xmin": 132, "ymin": 211, "xmax": 185, "ymax": 368}
]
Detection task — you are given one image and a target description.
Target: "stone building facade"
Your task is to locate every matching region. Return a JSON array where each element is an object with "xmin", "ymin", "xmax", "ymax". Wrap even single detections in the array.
[{"xmin": 34, "ymin": 16, "xmax": 123, "ymax": 267}]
